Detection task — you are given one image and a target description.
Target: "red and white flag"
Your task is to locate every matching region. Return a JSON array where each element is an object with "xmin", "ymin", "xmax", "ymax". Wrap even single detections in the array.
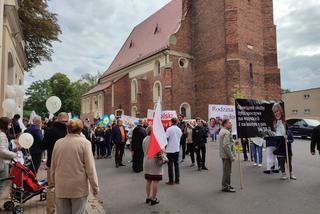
[{"xmin": 148, "ymin": 99, "xmax": 168, "ymax": 159}]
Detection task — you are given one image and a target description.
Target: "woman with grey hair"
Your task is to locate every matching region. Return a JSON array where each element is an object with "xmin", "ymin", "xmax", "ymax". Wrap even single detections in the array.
[
  {"xmin": 143, "ymin": 126, "xmax": 162, "ymax": 206},
  {"xmin": 51, "ymin": 119, "xmax": 99, "ymax": 214}
]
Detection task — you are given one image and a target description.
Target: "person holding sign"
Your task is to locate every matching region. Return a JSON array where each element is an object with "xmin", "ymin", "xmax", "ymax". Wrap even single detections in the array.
[
  {"xmin": 263, "ymin": 103, "xmax": 285, "ymax": 174},
  {"xmin": 218, "ymin": 119, "xmax": 237, "ymax": 193},
  {"xmin": 274, "ymin": 126, "xmax": 297, "ymax": 180}
]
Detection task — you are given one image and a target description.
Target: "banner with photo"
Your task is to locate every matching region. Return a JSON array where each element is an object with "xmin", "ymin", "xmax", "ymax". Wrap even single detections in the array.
[
  {"xmin": 147, "ymin": 109, "xmax": 177, "ymax": 129},
  {"xmin": 208, "ymin": 104, "xmax": 237, "ymax": 135},
  {"xmin": 235, "ymin": 99, "xmax": 285, "ymax": 138},
  {"xmin": 121, "ymin": 115, "xmax": 140, "ymax": 128}
]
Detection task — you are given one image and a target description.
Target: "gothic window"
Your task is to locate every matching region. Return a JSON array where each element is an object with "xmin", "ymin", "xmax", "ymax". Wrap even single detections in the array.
[
  {"xmin": 7, "ymin": 52, "xmax": 14, "ymax": 85},
  {"xmin": 154, "ymin": 60, "xmax": 161, "ymax": 76},
  {"xmin": 98, "ymin": 94, "xmax": 103, "ymax": 110},
  {"xmin": 131, "ymin": 79, "xmax": 138, "ymax": 103},
  {"xmin": 92, "ymin": 96, "xmax": 98, "ymax": 112},
  {"xmin": 180, "ymin": 103, "xmax": 191, "ymax": 119},
  {"xmin": 153, "ymin": 81, "xmax": 162, "ymax": 102},
  {"xmin": 131, "ymin": 106, "xmax": 137, "ymax": 117},
  {"xmin": 249, "ymin": 63, "xmax": 253, "ymax": 79}
]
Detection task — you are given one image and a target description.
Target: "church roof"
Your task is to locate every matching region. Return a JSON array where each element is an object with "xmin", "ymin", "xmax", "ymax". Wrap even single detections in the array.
[
  {"xmin": 82, "ymin": 81, "xmax": 112, "ymax": 97},
  {"xmin": 101, "ymin": 0, "xmax": 182, "ymax": 78}
]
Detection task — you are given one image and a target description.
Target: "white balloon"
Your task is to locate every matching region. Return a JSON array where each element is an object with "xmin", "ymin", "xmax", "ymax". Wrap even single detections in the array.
[
  {"xmin": 15, "ymin": 85, "xmax": 25, "ymax": 97},
  {"xmin": 19, "ymin": 133, "xmax": 34, "ymax": 149},
  {"xmin": 5, "ymin": 85, "xmax": 16, "ymax": 98},
  {"xmin": 46, "ymin": 96, "xmax": 62, "ymax": 114},
  {"xmin": 110, "ymin": 114, "xmax": 115, "ymax": 121},
  {"xmin": 2, "ymin": 98, "xmax": 16, "ymax": 112}
]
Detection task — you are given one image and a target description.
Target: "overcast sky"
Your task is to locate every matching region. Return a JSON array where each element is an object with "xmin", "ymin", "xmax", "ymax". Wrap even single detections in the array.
[{"xmin": 25, "ymin": 0, "xmax": 320, "ymax": 91}]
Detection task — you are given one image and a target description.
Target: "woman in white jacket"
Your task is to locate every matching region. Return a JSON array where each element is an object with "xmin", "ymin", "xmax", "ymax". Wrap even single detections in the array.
[{"xmin": 0, "ymin": 117, "xmax": 17, "ymax": 191}]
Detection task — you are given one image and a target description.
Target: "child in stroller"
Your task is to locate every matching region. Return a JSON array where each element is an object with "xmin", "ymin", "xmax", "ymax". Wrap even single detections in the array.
[{"xmin": 2, "ymin": 159, "xmax": 47, "ymax": 214}]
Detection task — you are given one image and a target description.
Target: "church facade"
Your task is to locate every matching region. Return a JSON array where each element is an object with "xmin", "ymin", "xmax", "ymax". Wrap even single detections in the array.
[
  {"xmin": 0, "ymin": 0, "xmax": 27, "ymax": 117},
  {"xmin": 81, "ymin": 0, "xmax": 281, "ymax": 121}
]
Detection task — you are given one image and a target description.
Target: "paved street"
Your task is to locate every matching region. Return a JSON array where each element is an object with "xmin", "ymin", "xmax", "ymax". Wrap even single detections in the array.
[{"xmin": 95, "ymin": 139, "xmax": 320, "ymax": 214}]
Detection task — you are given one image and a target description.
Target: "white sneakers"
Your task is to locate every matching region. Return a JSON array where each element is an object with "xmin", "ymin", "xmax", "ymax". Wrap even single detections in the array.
[
  {"xmin": 281, "ymin": 173, "xmax": 288, "ymax": 180},
  {"xmin": 281, "ymin": 172, "xmax": 297, "ymax": 180},
  {"xmin": 290, "ymin": 172, "xmax": 297, "ymax": 180}
]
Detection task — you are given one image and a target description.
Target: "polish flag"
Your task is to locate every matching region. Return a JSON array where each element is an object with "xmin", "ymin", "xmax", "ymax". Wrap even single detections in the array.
[{"xmin": 148, "ymin": 99, "xmax": 168, "ymax": 159}]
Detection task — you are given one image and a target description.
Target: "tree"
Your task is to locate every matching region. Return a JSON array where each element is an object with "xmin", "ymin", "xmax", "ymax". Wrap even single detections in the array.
[
  {"xmin": 25, "ymin": 72, "xmax": 102, "ymax": 117},
  {"xmin": 281, "ymin": 88, "xmax": 291, "ymax": 94},
  {"xmin": 49, "ymin": 73, "xmax": 73, "ymax": 113},
  {"xmin": 18, "ymin": 0, "xmax": 61, "ymax": 70},
  {"xmin": 25, "ymin": 79, "xmax": 52, "ymax": 118},
  {"xmin": 80, "ymin": 72, "xmax": 102, "ymax": 89},
  {"xmin": 68, "ymin": 72, "xmax": 102, "ymax": 115}
]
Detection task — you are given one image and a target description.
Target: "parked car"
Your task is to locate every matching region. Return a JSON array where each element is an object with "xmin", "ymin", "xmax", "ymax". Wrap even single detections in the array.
[{"xmin": 287, "ymin": 118, "xmax": 320, "ymax": 138}]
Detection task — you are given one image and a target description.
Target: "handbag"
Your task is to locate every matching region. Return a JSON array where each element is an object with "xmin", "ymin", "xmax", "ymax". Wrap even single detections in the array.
[{"xmin": 156, "ymin": 150, "xmax": 168, "ymax": 166}]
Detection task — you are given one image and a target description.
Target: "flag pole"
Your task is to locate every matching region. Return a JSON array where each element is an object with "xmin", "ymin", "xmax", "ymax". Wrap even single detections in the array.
[
  {"xmin": 236, "ymin": 142, "xmax": 244, "ymax": 190},
  {"xmin": 284, "ymin": 136, "xmax": 290, "ymax": 181}
]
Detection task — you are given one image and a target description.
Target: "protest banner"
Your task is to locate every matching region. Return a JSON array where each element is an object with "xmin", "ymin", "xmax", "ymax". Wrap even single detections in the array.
[
  {"xmin": 121, "ymin": 115, "xmax": 140, "ymax": 128},
  {"xmin": 147, "ymin": 109, "xmax": 177, "ymax": 129},
  {"xmin": 96, "ymin": 114, "xmax": 111, "ymax": 128},
  {"xmin": 208, "ymin": 104, "xmax": 237, "ymax": 135},
  {"xmin": 235, "ymin": 99, "xmax": 285, "ymax": 138}
]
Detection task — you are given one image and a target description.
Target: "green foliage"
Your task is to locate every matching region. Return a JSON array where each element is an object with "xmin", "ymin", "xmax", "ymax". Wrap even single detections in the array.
[
  {"xmin": 25, "ymin": 79, "xmax": 52, "ymax": 118},
  {"xmin": 230, "ymin": 85, "xmax": 244, "ymax": 104},
  {"xmin": 281, "ymin": 88, "xmax": 291, "ymax": 93},
  {"xmin": 18, "ymin": 0, "xmax": 61, "ymax": 70},
  {"xmin": 25, "ymin": 72, "xmax": 100, "ymax": 117}
]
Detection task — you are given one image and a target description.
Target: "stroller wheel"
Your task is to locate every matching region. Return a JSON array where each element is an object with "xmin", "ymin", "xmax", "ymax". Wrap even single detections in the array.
[
  {"xmin": 13, "ymin": 205, "xmax": 24, "ymax": 214},
  {"xmin": 40, "ymin": 192, "xmax": 47, "ymax": 201},
  {"xmin": 3, "ymin": 201, "xmax": 14, "ymax": 210}
]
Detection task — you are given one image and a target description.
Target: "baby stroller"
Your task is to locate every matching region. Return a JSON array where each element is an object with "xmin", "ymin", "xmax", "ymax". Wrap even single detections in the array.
[{"xmin": 2, "ymin": 159, "xmax": 47, "ymax": 214}]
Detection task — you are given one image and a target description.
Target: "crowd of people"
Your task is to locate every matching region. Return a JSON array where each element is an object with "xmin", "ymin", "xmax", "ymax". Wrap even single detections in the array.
[{"xmin": 0, "ymin": 108, "xmax": 320, "ymax": 211}]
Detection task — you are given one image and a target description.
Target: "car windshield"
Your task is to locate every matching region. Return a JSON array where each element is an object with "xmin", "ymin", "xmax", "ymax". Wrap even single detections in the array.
[{"xmin": 304, "ymin": 119, "xmax": 320, "ymax": 126}]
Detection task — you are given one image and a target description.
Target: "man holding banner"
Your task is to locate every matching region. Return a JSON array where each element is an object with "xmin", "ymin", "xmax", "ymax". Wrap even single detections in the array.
[
  {"xmin": 219, "ymin": 119, "xmax": 237, "ymax": 192},
  {"xmin": 235, "ymin": 99, "xmax": 295, "ymax": 180}
]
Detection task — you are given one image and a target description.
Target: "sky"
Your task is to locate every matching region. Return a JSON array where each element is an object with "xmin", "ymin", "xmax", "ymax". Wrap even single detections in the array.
[{"xmin": 25, "ymin": 0, "xmax": 320, "ymax": 92}]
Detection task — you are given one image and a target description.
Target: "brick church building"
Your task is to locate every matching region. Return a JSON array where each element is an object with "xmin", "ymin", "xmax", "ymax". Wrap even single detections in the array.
[{"xmin": 80, "ymin": 0, "xmax": 281, "ymax": 121}]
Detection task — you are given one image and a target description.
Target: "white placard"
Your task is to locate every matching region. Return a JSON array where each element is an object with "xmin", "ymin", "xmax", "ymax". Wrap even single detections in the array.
[{"xmin": 208, "ymin": 104, "xmax": 237, "ymax": 136}]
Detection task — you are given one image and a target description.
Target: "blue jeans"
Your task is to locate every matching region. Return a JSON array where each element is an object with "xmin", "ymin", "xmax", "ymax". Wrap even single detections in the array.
[
  {"xmin": 250, "ymin": 143, "xmax": 263, "ymax": 164},
  {"xmin": 211, "ymin": 134, "xmax": 217, "ymax": 142}
]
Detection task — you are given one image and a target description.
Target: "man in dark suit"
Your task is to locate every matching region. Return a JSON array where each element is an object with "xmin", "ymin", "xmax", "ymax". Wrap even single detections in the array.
[
  {"xmin": 112, "ymin": 119, "xmax": 127, "ymax": 168},
  {"xmin": 25, "ymin": 116, "xmax": 44, "ymax": 174},
  {"xmin": 131, "ymin": 119, "xmax": 146, "ymax": 172}
]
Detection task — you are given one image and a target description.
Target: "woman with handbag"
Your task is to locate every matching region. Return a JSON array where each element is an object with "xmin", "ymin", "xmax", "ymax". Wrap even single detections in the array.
[{"xmin": 142, "ymin": 126, "xmax": 163, "ymax": 206}]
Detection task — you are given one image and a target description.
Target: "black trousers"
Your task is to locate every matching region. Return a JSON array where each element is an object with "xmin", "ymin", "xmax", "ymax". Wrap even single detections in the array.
[
  {"xmin": 115, "ymin": 143, "xmax": 125, "ymax": 165},
  {"xmin": 96, "ymin": 141, "xmax": 106, "ymax": 157},
  {"xmin": 180, "ymin": 137, "xmax": 186, "ymax": 160},
  {"xmin": 30, "ymin": 153, "xmax": 42, "ymax": 174},
  {"xmin": 167, "ymin": 152, "xmax": 180, "ymax": 182},
  {"xmin": 106, "ymin": 142, "xmax": 112, "ymax": 156},
  {"xmin": 195, "ymin": 145, "xmax": 206, "ymax": 168},
  {"xmin": 187, "ymin": 143, "xmax": 195, "ymax": 163},
  {"xmin": 278, "ymin": 156, "xmax": 292, "ymax": 173},
  {"xmin": 91, "ymin": 141, "xmax": 96, "ymax": 156},
  {"xmin": 132, "ymin": 150, "xmax": 144, "ymax": 172}
]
